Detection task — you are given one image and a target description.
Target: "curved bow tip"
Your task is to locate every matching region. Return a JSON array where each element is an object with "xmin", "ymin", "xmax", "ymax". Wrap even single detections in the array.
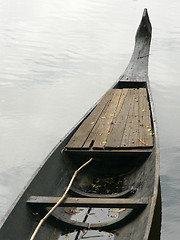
[
  {"xmin": 142, "ymin": 8, "xmax": 151, "ymax": 26},
  {"xmin": 143, "ymin": 8, "xmax": 148, "ymax": 18},
  {"xmin": 135, "ymin": 8, "xmax": 152, "ymax": 40}
]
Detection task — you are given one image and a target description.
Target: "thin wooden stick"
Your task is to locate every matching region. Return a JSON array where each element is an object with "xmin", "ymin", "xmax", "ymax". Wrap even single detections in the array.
[
  {"xmin": 30, "ymin": 158, "xmax": 93, "ymax": 240},
  {"xmin": 138, "ymin": 137, "xmax": 149, "ymax": 146}
]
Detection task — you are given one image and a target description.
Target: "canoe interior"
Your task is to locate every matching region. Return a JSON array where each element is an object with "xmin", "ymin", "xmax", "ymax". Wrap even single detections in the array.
[
  {"xmin": 0, "ymin": 9, "xmax": 161, "ymax": 240},
  {"xmin": 0, "ymin": 141, "xmax": 159, "ymax": 240}
]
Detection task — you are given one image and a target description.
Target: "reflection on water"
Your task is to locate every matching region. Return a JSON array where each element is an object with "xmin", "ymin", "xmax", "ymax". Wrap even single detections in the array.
[{"xmin": 0, "ymin": 0, "xmax": 180, "ymax": 239}]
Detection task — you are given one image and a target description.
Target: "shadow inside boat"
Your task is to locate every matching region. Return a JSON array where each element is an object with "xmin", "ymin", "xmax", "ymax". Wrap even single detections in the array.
[{"xmin": 28, "ymin": 153, "xmax": 162, "ymax": 240}]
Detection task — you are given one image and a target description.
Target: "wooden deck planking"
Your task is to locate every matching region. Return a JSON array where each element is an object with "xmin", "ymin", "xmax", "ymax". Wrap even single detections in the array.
[
  {"xmin": 92, "ymin": 89, "xmax": 123, "ymax": 149},
  {"xmin": 120, "ymin": 89, "xmax": 139, "ymax": 148},
  {"xmin": 105, "ymin": 89, "xmax": 134, "ymax": 149},
  {"xmin": 138, "ymin": 88, "xmax": 153, "ymax": 147},
  {"xmin": 66, "ymin": 88, "xmax": 153, "ymax": 150},
  {"xmin": 139, "ymin": 88, "xmax": 146, "ymax": 145},
  {"xmin": 66, "ymin": 90, "xmax": 114, "ymax": 149},
  {"xmin": 132, "ymin": 89, "xmax": 140, "ymax": 147},
  {"xmin": 82, "ymin": 98, "xmax": 112, "ymax": 149},
  {"xmin": 107, "ymin": 88, "xmax": 129, "ymax": 139}
]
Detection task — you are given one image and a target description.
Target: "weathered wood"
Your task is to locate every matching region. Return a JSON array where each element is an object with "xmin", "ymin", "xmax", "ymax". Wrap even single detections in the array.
[
  {"xmin": 110, "ymin": 89, "xmax": 129, "ymax": 125},
  {"xmin": 93, "ymin": 89, "xmax": 123, "ymax": 149},
  {"xmin": 121, "ymin": 89, "xmax": 140, "ymax": 147},
  {"xmin": 105, "ymin": 89, "xmax": 134, "ymax": 149},
  {"xmin": 120, "ymin": 89, "xmax": 136, "ymax": 147},
  {"xmin": 66, "ymin": 88, "xmax": 153, "ymax": 150},
  {"xmin": 139, "ymin": 88, "xmax": 146, "ymax": 145},
  {"xmin": 27, "ymin": 196, "xmax": 148, "ymax": 208},
  {"xmin": 142, "ymin": 89, "xmax": 153, "ymax": 146},
  {"xmin": 66, "ymin": 90, "xmax": 114, "ymax": 149},
  {"xmin": 64, "ymin": 148, "xmax": 152, "ymax": 154},
  {"xmin": 138, "ymin": 88, "xmax": 153, "ymax": 147},
  {"xmin": 82, "ymin": 93, "xmax": 114, "ymax": 149},
  {"xmin": 105, "ymin": 88, "xmax": 129, "ymax": 148},
  {"xmin": 129, "ymin": 89, "xmax": 140, "ymax": 147}
]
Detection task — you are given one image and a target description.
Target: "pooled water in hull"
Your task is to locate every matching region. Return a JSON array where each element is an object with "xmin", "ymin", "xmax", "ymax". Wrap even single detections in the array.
[
  {"xmin": 59, "ymin": 230, "xmax": 114, "ymax": 240},
  {"xmin": 63, "ymin": 207, "xmax": 125, "ymax": 222},
  {"xmin": 57, "ymin": 207, "xmax": 128, "ymax": 240}
]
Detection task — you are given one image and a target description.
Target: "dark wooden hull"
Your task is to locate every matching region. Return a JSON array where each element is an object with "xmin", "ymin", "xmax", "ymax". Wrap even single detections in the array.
[{"xmin": 0, "ymin": 9, "xmax": 161, "ymax": 240}]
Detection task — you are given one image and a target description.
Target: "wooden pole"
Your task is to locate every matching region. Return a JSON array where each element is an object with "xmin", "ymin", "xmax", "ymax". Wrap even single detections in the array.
[{"xmin": 30, "ymin": 158, "xmax": 93, "ymax": 240}]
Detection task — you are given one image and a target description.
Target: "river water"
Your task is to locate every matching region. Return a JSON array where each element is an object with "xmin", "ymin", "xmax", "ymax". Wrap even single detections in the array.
[{"xmin": 0, "ymin": 0, "xmax": 180, "ymax": 239}]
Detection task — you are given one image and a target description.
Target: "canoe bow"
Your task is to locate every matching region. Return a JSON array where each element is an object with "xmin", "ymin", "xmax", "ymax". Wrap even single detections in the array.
[{"xmin": 120, "ymin": 8, "xmax": 152, "ymax": 82}]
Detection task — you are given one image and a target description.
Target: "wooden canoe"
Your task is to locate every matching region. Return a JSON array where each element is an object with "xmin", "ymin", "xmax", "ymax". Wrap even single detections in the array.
[{"xmin": 0, "ymin": 9, "xmax": 161, "ymax": 240}]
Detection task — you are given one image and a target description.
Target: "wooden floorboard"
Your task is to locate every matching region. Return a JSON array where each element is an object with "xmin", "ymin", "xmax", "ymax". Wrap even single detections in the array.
[
  {"xmin": 121, "ymin": 89, "xmax": 140, "ymax": 148},
  {"xmin": 139, "ymin": 88, "xmax": 146, "ymax": 146},
  {"xmin": 105, "ymin": 89, "xmax": 134, "ymax": 148},
  {"xmin": 66, "ymin": 90, "xmax": 114, "ymax": 149},
  {"xmin": 120, "ymin": 89, "xmax": 136, "ymax": 147},
  {"xmin": 82, "ymin": 99, "xmax": 111, "ymax": 149},
  {"xmin": 105, "ymin": 89, "xmax": 129, "ymax": 146},
  {"xmin": 138, "ymin": 88, "xmax": 153, "ymax": 147},
  {"xmin": 92, "ymin": 89, "xmax": 123, "ymax": 149},
  {"xmin": 133, "ymin": 89, "xmax": 140, "ymax": 147},
  {"xmin": 66, "ymin": 88, "xmax": 153, "ymax": 150}
]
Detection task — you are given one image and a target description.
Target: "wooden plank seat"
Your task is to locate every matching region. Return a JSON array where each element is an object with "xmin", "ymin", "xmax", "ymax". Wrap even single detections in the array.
[
  {"xmin": 66, "ymin": 88, "xmax": 153, "ymax": 151},
  {"xmin": 27, "ymin": 196, "xmax": 148, "ymax": 209}
]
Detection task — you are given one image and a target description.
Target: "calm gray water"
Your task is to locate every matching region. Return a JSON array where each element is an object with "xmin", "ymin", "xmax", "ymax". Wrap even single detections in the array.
[{"xmin": 0, "ymin": 0, "xmax": 180, "ymax": 239}]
